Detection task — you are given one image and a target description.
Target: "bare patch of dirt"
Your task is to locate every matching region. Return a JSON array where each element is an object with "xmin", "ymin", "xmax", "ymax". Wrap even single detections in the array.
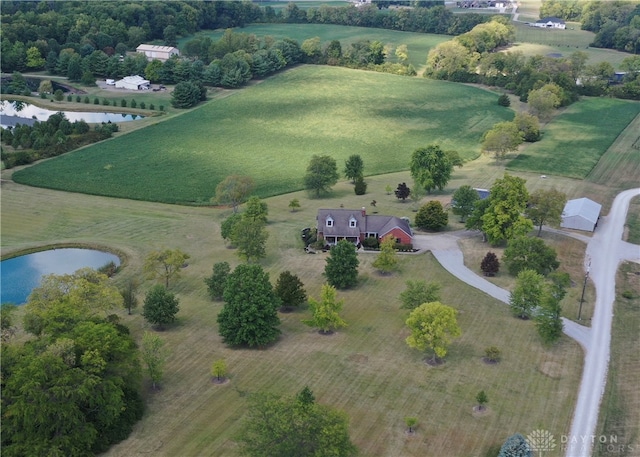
[
  {"xmin": 539, "ymin": 361, "xmax": 565, "ymax": 379},
  {"xmin": 318, "ymin": 329, "xmax": 335, "ymax": 336},
  {"xmin": 348, "ymin": 353, "xmax": 369, "ymax": 364},
  {"xmin": 211, "ymin": 377, "xmax": 230, "ymax": 385},
  {"xmin": 472, "ymin": 406, "xmax": 490, "ymax": 417},
  {"xmin": 425, "ymin": 357, "xmax": 445, "ymax": 367},
  {"xmin": 482, "ymin": 357, "xmax": 500, "ymax": 365}
]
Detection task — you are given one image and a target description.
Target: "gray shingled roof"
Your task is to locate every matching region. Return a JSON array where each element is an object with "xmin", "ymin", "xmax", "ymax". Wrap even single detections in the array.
[{"xmin": 316, "ymin": 209, "xmax": 412, "ymax": 238}]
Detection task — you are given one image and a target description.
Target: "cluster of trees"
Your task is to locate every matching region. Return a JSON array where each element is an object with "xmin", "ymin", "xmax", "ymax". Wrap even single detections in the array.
[
  {"xmin": 1, "ymin": 269, "xmax": 144, "ymax": 456},
  {"xmin": 482, "ymin": 111, "xmax": 542, "ymax": 160},
  {"xmin": 540, "ymin": 0, "xmax": 640, "ymax": 54},
  {"xmin": 1, "ymin": 107, "xmax": 118, "ymax": 168}
]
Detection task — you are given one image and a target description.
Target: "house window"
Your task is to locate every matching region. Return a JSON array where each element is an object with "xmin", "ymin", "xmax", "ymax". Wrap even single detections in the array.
[
  {"xmin": 326, "ymin": 217, "xmax": 333, "ymax": 227},
  {"xmin": 349, "ymin": 217, "xmax": 357, "ymax": 228}
]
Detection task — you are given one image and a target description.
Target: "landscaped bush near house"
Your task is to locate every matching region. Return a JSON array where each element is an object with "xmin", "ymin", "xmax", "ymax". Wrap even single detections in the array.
[
  {"xmin": 362, "ymin": 237, "xmax": 379, "ymax": 250},
  {"xmin": 395, "ymin": 243, "xmax": 414, "ymax": 252}
]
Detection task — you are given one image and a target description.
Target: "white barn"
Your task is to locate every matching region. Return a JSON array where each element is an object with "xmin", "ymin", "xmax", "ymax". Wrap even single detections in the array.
[
  {"xmin": 561, "ymin": 198, "xmax": 602, "ymax": 232},
  {"xmin": 115, "ymin": 75, "xmax": 150, "ymax": 90},
  {"xmin": 136, "ymin": 44, "xmax": 180, "ymax": 62},
  {"xmin": 532, "ymin": 17, "xmax": 566, "ymax": 29}
]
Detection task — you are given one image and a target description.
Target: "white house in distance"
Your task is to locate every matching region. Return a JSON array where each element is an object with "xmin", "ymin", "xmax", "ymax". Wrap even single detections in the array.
[
  {"xmin": 561, "ymin": 197, "xmax": 602, "ymax": 232},
  {"xmin": 115, "ymin": 75, "xmax": 150, "ymax": 90},
  {"xmin": 531, "ymin": 17, "xmax": 567, "ymax": 29},
  {"xmin": 136, "ymin": 44, "xmax": 180, "ymax": 62}
]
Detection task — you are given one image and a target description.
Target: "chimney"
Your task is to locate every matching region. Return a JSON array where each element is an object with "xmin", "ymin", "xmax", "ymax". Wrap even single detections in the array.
[{"xmin": 361, "ymin": 207, "xmax": 366, "ymax": 217}]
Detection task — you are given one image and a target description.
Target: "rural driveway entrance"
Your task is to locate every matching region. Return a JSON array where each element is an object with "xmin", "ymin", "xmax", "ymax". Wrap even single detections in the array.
[{"xmin": 413, "ymin": 187, "xmax": 640, "ymax": 457}]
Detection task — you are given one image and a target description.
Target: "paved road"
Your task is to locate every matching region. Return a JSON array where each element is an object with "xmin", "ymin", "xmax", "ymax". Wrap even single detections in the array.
[
  {"xmin": 565, "ymin": 188, "xmax": 640, "ymax": 457},
  {"xmin": 413, "ymin": 188, "xmax": 640, "ymax": 457}
]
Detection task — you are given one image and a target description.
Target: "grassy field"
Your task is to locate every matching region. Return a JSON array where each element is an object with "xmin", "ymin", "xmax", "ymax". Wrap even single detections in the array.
[
  {"xmin": 1, "ymin": 175, "xmax": 583, "ymax": 457},
  {"xmin": 594, "ymin": 262, "xmax": 640, "ymax": 457},
  {"xmin": 180, "ymin": 23, "xmax": 450, "ymax": 70},
  {"xmin": 507, "ymin": 98, "xmax": 640, "ymax": 179},
  {"xmin": 12, "ymin": 65, "xmax": 513, "ymax": 204}
]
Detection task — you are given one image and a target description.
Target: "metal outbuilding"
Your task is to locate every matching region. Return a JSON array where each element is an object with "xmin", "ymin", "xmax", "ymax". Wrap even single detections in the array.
[{"xmin": 561, "ymin": 198, "xmax": 602, "ymax": 232}]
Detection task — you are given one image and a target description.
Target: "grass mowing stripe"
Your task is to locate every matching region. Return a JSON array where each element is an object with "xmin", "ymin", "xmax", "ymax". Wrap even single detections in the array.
[
  {"xmin": 13, "ymin": 66, "xmax": 513, "ymax": 205},
  {"xmin": 507, "ymin": 98, "xmax": 640, "ymax": 179}
]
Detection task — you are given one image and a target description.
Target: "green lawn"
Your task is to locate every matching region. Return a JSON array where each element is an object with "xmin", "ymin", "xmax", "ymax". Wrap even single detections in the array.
[
  {"xmin": 0, "ymin": 178, "xmax": 582, "ymax": 457},
  {"xmin": 13, "ymin": 65, "xmax": 513, "ymax": 204},
  {"xmin": 507, "ymin": 98, "xmax": 640, "ymax": 179},
  {"xmin": 180, "ymin": 23, "xmax": 450, "ymax": 70}
]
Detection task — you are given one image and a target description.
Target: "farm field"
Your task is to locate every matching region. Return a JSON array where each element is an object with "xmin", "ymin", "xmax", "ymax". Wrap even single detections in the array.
[
  {"xmin": 0, "ymin": 176, "xmax": 583, "ymax": 457},
  {"xmin": 180, "ymin": 23, "xmax": 450, "ymax": 70},
  {"xmin": 12, "ymin": 65, "xmax": 513, "ymax": 204},
  {"xmin": 507, "ymin": 98, "xmax": 640, "ymax": 179}
]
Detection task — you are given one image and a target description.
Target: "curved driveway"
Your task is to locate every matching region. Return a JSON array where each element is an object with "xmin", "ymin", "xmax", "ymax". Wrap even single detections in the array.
[{"xmin": 412, "ymin": 188, "xmax": 640, "ymax": 457}]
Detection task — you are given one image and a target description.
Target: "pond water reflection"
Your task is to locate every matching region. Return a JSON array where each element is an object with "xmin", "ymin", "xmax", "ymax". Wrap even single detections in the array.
[
  {"xmin": 1, "ymin": 248, "xmax": 121, "ymax": 305},
  {"xmin": 0, "ymin": 100, "xmax": 144, "ymax": 128}
]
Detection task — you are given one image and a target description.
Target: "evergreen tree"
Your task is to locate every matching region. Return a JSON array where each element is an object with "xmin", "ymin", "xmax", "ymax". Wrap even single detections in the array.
[
  {"xmin": 217, "ymin": 264, "xmax": 281, "ymax": 347},
  {"xmin": 274, "ymin": 270, "xmax": 307, "ymax": 312},
  {"xmin": 204, "ymin": 261, "xmax": 231, "ymax": 301},
  {"xmin": 498, "ymin": 434, "xmax": 532, "ymax": 457}
]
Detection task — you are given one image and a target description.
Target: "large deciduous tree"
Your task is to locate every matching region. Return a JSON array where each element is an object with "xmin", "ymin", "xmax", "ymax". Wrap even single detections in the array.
[
  {"xmin": 243, "ymin": 196, "xmax": 268, "ymax": 224},
  {"xmin": 221, "ymin": 213, "xmax": 242, "ymax": 244},
  {"xmin": 171, "ymin": 80, "xmax": 206, "ymax": 108},
  {"xmin": 204, "ymin": 261, "xmax": 231, "ymax": 301},
  {"xmin": 303, "ymin": 284, "xmax": 347, "ymax": 334},
  {"xmin": 324, "ymin": 240, "xmax": 359, "ymax": 289},
  {"xmin": 451, "ymin": 185, "xmax": 479, "ymax": 222},
  {"xmin": 410, "ymin": 144, "xmax": 453, "ymax": 193},
  {"xmin": 142, "ymin": 285, "xmax": 180, "ymax": 330},
  {"xmin": 274, "ymin": 270, "xmax": 307, "ymax": 312},
  {"xmin": 481, "ymin": 174, "xmax": 533, "ymax": 245},
  {"xmin": 481, "ymin": 121, "xmax": 523, "ymax": 160},
  {"xmin": 344, "ymin": 154, "xmax": 364, "ymax": 183},
  {"xmin": 509, "ymin": 269, "xmax": 545, "ymax": 319},
  {"xmin": 217, "ymin": 264, "xmax": 281, "ymax": 348},
  {"xmin": 525, "ymin": 188, "xmax": 567, "ymax": 236},
  {"xmin": 214, "ymin": 175, "xmax": 255, "ymax": 212},
  {"xmin": 238, "ymin": 388, "xmax": 357, "ymax": 457},
  {"xmin": 232, "ymin": 218, "xmax": 269, "ymax": 263},
  {"xmin": 304, "ymin": 154, "xmax": 339, "ymax": 197},
  {"xmin": 144, "ymin": 249, "xmax": 190, "ymax": 288},
  {"xmin": 503, "ymin": 236, "xmax": 560, "ymax": 276},
  {"xmin": 405, "ymin": 302, "xmax": 461, "ymax": 364},
  {"xmin": 527, "ymin": 83, "xmax": 562, "ymax": 121},
  {"xmin": 399, "ymin": 280, "xmax": 441, "ymax": 310},
  {"xmin": 372, "ymin": 236, "xmax": 398, "ymax": 274},
  {"xmin": 415, "ymin": 200, "xmax": 448, "ymax": 231}
]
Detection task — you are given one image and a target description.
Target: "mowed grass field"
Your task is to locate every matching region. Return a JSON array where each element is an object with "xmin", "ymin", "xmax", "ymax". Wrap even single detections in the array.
[
  {"xmin": 180, "ymin": 23, "xmax": 450, "ymax": 70},
  {"xmin": 1, "ymin": 178, "xmax": 583, "ymax": 457},
  {"xmin": 12, "ymin": 65, "xmax": 513, "ymax": 204},
  {"xmin": 507, "ymin": 98, "xmax": 640, "ymax": 179}
]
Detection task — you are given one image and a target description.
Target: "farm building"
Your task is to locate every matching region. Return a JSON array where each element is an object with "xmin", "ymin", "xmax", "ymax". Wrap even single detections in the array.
[
  {"xmin": 531, "ymin": 17, "xmax": 566, "ymax": 29},
  {"xmin": 561, "ymin": 198, "xmax": 602, "ymax": 232},
  {"xmin": 317, "ymin": 208, "xmax": 413, "ymax": 246},
  {"xmin": 136, "ymin": 44, "xmax": 180, "ymax": 62},
  {"xmin": 115, "ymin": 75, "xmax": 150, "ymax": 91}
]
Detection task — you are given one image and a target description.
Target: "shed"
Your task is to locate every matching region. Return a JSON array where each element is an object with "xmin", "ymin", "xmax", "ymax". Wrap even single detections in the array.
[
  {"xmin": 533, "ymin": 17, "xmax": 566, "ymax": 29},
  {"xmin": 115, "ymin": 75, "xmax": 150, "ymax": 90},
  {"xmin": 561, "ymin": 198, "xmax": 601, "ymax": 232},
  {"xmin": 136, "ymin": 44, "xmax": 180, "ymax": 62}
]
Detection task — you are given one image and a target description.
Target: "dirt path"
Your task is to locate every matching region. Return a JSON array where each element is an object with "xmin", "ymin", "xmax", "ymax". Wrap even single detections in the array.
[{"xmin": 413, "ymin": 187, "xmax": 640, "ymax": 456}]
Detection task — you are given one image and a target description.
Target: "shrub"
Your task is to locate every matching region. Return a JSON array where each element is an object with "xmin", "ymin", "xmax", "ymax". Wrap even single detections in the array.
[
  {"xmin": 67, "ymin": 94, "xmax": 73, "ymax": 102},
  {"xmin": 84, "ymin": 96, "xmax": 90, "ymax": 103},
  {"xmin": 395, "ymin": 243, "xmax": 414, "ymax": 252},
  {"xmin": 622, "ymin": 290, "xmax": 635, "ymax": 299},
  {"xmin": 54, "ymin": 89, "xmax": 64, "ymax": 101},
  {"xmin": 362, "ymin": 237, "xmax": 379, "ymax": 250},
  {"xmin": 139, "ymin": 101, "xmax": 146, "ymax": 109},
  {"xmin": 354, "ymin": 177, "xmax": 367, "ymax": 195},
  {"xmin": 159, "ymin": 105, "xmax": 165, "ymax": 111},
  {"xmin": 149, "ymin": 103, "xmax": 155, "ymax": 110},
  {"xmin": 121, "ymin": 99, "xmax": 127, "ymax": 107},
  {"xmin": 93, "ymin": 97, "xmax": 100, "ymax": 104},
  {"xmin": 484, "ymin": 346, "xmax": 501, "ymax": 362},
  {"xmin": 102, "ymin": 98, "xmax": 110, "ymax": 105},
  {"xmin": 40, "ymin": 92, "xmax": 47, "ymax": 99},
  {"xmin": 130, "ymin": 99, "xmax": 137, "ymax": 108},
  {"xmin": 97, "ymin": 261, "xmax": 119, "ymax": 277},
  {"xmin": 76, "ymin": 95, "xmax": 81, "ymax": 102}
]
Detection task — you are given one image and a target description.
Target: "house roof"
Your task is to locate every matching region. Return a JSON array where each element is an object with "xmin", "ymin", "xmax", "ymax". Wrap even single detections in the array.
[
  {"xmin": 562, "ymin": 198, "xmax": 601, "ymax": 224},
  {"xmin": 537, "ymin": 17, "xmax": 566, "ymax": 24},
  {"xmin": 316, "ymin": 209, "xmax": 412, "ymax": 238},
  {"xmin": 136, "ymin": 44, "xmax": 179, "ymax": 53}
]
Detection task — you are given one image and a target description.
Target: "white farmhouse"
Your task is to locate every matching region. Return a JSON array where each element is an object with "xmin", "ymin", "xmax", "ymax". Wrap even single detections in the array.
[
  {"xmin": 115, "ymin": 75, "xmax": 150, "ymax": 91},
  {"xmin": 561, "ymin": 198, "xmax": 602, "ymax": 232},
  {"xmin": 532, "ymin": 17, "xmax": 567, "ymax": 29}
]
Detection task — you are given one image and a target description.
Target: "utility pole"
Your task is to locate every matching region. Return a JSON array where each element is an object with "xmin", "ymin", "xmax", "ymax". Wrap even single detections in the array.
[{"xmin": 578, "ymin": 258, "xmax": 591, "ymax": 320}]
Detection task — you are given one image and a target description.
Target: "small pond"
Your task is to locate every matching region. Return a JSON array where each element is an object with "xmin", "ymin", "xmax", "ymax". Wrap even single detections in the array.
[
  {"xmin": 0, "ymin": 100, "xmax": 144, "ymax": 128},
  {"xmin": 1, "ymin": 248, "xmax": 121, "ymax": 305}
]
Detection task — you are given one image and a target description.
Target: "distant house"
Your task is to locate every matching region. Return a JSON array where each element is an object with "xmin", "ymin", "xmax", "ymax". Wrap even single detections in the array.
[
  {"xmin": 561, "ymin": 198, "xmax": 602, "ymax": 232},
  {"xmin": 115, "ymin": 75, "xmax": 150, "ymax": 90},
  {"xmin": 136, "ymin": 44, "xmax": 180, "ymax": 62},
  {"xmin": 316, "ymin": 208, "xmax": 413, "ymax": 246},
  {"xmin": 531, "ymin": 17, "xmax": 566, "ymax": 29}
]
